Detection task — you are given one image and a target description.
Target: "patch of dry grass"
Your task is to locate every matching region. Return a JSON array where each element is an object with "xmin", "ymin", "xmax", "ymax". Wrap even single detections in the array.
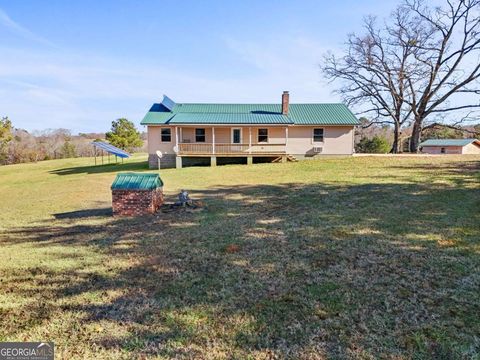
[{"xmin": 0, "ymin": 154, "xmax": 479, "ymax": 359}]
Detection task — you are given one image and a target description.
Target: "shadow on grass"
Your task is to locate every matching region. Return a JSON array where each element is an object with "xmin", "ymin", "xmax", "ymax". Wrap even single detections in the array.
[
  {"xmin": 49, "ymin": 159, "xmax": 149, "ymax": 176},
  {"xmin": 53, "ymin": 208, "xmax": 112, "ymax": 219},
  {"xmin": 391, "ymin": 160, "xmax": 480, "ymax": 185},
  {"xmin": 1, "ymin": 173, "xmax": 479, "ymax": 357}
]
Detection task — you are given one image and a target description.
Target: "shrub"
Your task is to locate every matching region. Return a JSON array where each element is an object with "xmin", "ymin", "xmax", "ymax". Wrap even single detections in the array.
[{"xmin": 356, "ymin": 136, "xmax": 390, "ymax": 153}]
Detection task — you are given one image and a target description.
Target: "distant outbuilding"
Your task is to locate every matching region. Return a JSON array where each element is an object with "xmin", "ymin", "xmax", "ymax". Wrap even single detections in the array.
[
  {"xmin": 111, "ymin": 173, "xmax": 163, "ymax": 216},
  {"xmin": 419, "ymin": 139, "xmax": 480, "ymax": 155}
]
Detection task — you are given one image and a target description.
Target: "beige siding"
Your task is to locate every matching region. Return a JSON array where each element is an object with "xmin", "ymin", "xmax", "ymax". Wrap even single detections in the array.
[
  {"xmin": 421, "ymin": 146, "xmax": 462, "ymax": 154},
  {"xmin": 147, "ymin": 125, "xmax": 355, "ymax": 157},
  {"xmin": 147, "ymin": 126, "xmax": 175, "ymax": 156},
  {"xmin": 462, "ymin": 142, "xmax": 480, "ymax": 154},
  {"xmin": 182, "ymin": 126, "xmax": 287, "ymax": 144},
  {"xmin": 286, "ymin": 126, "xmax": 354, "ymax": 155},
  {"xmin": 249, "ymin": 127, "xmax": 285, "ymax": 144},
  {"xmin": 179, "ymin": 127, "xmax": 214, "ymax": 143},
  {"xmin": 214, "ymin": 128, "xmax": 231, "ymax": 143}
]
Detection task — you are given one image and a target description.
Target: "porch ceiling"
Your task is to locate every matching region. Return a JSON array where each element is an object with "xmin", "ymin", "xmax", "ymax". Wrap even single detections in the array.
[{"xmin": 169, "ymin": 113, "xmax": 292, "ymax": 125}]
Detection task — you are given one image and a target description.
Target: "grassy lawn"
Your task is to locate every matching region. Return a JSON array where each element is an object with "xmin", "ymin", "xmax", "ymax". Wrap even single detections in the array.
[{"xmin": 0, "ymin": 154, "xmax": 479, "ymax": 359}]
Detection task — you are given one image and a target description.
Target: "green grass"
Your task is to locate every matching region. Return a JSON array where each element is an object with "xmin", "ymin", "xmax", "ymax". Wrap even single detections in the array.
[{"xmin": 0, "ymin": 154, "xmax": 479, "ymax": 359}]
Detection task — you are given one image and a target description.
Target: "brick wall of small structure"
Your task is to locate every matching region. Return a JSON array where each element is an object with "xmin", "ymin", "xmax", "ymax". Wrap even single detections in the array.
[
  {"xmin": 112, "ymin": 188, "xmax": 163, "ymax": 216},
  {"xmin": 148, "ymin": 153, "xmax": 176, "ymax": 169}
]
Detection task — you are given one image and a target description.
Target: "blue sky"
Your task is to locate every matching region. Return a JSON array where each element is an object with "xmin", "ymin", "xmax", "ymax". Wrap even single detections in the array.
[{"xmin": 0, "ymin": 0, "xmax": 400, "ymax": 133}]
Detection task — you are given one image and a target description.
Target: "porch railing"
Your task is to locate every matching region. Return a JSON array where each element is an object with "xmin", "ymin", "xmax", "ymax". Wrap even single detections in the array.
[
  {"xmin": 178, "ymin": 143, "xmax": 286, "ymax": 155},
  {"xmin": 250, "ymin": 143, "xmax": 286, "ymax": 154},
  {"xmin": 215, "ymin": 143, "xmax": 250, "ymax": 154},
  {"xmin": 178, "ymin": 143, "xmax": 213, "ymax": 154}
]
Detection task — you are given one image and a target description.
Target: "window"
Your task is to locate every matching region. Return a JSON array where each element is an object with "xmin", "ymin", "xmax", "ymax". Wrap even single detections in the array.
[
  {"xmin": 441, "ymin": 147, "xmax": 446, "ymax": 154},
  {"xmin": 258, "ymin": 128, "xmax": 268, "ymax": 143},
  {"xmin": 161, "ymin": 128, "xmax": 171, "ymax": 142},
  {"xmin": 313, "ymin": 128, "xmax": 324, "ymax": 142},
  {"xmin": 195, "ymin": 128, "xmax": 206, "ymax": 142}
]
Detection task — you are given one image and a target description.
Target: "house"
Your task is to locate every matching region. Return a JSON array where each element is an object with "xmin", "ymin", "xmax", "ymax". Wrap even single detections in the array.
[
  {"xmin": 419, "ymin": 139, "xmax": 480, "ymax": 154},
  {"xmin": 141, "ymin": 92, "xmax": 360, "ymax": 168}
]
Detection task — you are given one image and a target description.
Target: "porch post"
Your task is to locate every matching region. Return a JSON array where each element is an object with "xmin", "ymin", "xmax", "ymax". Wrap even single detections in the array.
[
  {"xmin": 249, "ymin": 127, "xmax": 252, "ymax": 154},
  {"xmin": 175, "ymin": 126, "xmax": 182, "ymax": 169},
  {"xmin": 212, "ymin": 127, "xmax": 215, "ymax": 155},
  {"xmin": 285, "ymin": 126, "xmax": 288, "ymax": 153}
]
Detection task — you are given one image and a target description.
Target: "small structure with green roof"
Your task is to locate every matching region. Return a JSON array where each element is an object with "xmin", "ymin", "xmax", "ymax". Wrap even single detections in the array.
[
  {"xmin": 141, "ymin": 92, "xmax": 360, "ymax": 169},
  {"xmin": 419, "ymin": 138, "xmax": 480, "ymax": 155},
  {"xmin": 111, "ymin": 173, "xmax": 163, "ymax": 216}
]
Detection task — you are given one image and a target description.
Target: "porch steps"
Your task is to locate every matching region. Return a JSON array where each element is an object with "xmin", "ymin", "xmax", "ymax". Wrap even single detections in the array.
[{"xmin": 272, "ymin": 155, "xmax": 298, "ymax": 163}]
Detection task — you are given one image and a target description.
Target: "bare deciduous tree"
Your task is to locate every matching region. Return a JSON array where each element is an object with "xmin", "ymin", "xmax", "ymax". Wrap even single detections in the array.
[
  {"xmin": 323, "ymin": 0, "xmax": 480, "ymax": 152},
  {"xmin": 323, "ymin": 11, "xmax": 425, "ymax": 152},
  {"xmin": 404, "ymin": 0, "xmax": 480, "ymax": 151}
]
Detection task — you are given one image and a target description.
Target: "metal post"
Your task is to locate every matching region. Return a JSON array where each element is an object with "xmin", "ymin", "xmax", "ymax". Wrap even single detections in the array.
[{"xmin": 101, "ymin": 150, "xmax": 104, "ymax": 165}]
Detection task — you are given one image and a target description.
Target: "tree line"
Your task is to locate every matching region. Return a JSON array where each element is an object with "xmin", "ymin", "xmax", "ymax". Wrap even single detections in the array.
[
  {"xmin": 0, "ymin": 117, "xmax": 144, "ymax": 165},
  {"xmin": 323, "ymin": 0, "xmax": 480, "ymax": 153},
  {"xmin": 354, "ymin": 117, "xmax": 479, "ymax": 153}
]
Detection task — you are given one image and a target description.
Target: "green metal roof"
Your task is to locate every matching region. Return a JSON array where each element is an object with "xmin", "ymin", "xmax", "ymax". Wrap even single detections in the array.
[
  {"xmin": 141, "ymin": 112, "xmax": 174, "ymax": 124},
  {"xmin": 111, "ymin": 173, "xmax": 163, "ymax": 190},
  {"xmin": 141, "ymin": 100, "xmax": 359, "ymax": 126},
  {"xmin": 419, "ymin": 139, "xmax": 479, "ymax": 147}
]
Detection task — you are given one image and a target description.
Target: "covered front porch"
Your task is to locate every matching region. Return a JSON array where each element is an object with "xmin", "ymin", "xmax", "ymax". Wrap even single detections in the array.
[{"xmin": 173, "ymin": 126, "xmax": 288, "ymax": 156}]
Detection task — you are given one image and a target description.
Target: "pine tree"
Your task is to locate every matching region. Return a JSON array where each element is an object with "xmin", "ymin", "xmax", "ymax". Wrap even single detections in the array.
[
  {"xmin": 105, "ymin": 118, "xmax": 143, "ymax": 151},
  {"xmin": 0, "ymin": 117, "xmax": 13, "ymax": 164}
]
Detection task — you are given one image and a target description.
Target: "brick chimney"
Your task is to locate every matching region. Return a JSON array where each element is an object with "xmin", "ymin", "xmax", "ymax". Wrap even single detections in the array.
[{"xmin": 281, "ymin": 91, "xmax": 289, "ymax": 115}]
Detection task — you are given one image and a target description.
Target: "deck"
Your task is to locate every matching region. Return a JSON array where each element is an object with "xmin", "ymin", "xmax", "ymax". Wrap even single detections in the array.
[{"xmin": 177, "ymin": 143, "xmax": 287, "ymax": 156}]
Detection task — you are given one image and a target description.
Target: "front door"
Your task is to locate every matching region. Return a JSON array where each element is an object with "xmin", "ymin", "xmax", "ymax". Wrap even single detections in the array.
[{"xmin": 232, "ymin": 128, "xmax": 242, "ymax": 144}]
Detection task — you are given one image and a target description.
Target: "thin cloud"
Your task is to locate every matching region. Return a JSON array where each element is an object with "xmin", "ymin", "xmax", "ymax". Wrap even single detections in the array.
[
  {"xmin": 224, "ymin": 35, "xmax": 337, "ymax": 102},
  {"xmin": 0, "ymin": 32, "xmax": 340, "ymax": 132},
  {"xmin": 0, "ymin": 39, "xmax": 340, "ymax": 133},
  {"xmin": 0, "ymin": 7, "xmax": 55, "ymax": 46}
]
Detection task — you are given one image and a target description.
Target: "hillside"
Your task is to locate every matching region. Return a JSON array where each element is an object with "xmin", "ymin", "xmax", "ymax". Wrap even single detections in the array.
[{"xmin": 0, "ymin": 154, "xmax": 479, "ymax": 359}]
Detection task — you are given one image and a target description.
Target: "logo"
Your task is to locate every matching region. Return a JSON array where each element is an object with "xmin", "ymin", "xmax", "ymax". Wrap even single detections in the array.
[{"xmin": 0, "ymin": 342, "xmax": 54, "ymax": 360}]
